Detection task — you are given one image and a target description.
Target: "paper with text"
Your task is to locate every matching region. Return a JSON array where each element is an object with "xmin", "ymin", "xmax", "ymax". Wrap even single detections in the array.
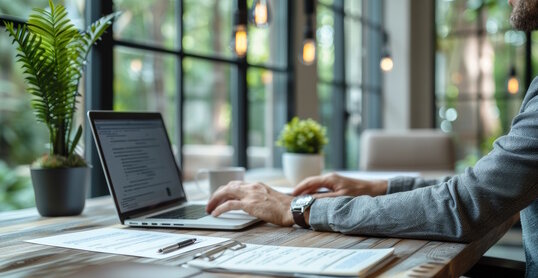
[
  {"xmin": 188, "ymin": 244, "xmax": 394, "ymax": 277},
  {"xmin": 26, "ymin": 227, "xmax": 228, "ymax": 259}
]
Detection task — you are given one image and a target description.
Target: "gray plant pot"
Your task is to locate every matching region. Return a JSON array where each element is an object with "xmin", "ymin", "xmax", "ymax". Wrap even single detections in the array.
[{"xmin": 30, "ymin": 167, "xmax": 90, "ymax": 217}]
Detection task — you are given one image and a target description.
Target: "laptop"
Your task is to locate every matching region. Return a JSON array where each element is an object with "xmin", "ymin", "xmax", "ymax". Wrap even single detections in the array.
[{"xmin": 87, "ymin": 111, "xmax": 259, "ymax": 230}]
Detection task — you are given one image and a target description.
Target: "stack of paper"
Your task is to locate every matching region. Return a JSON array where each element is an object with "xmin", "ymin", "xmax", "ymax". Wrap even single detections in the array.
[{"xmin": 188, "ymin": 244, "xmax": 394, "ymax": 277}]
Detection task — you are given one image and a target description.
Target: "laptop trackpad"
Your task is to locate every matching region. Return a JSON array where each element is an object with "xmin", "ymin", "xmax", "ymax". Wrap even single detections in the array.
[{"xmin": 218, "ymin": 210, "xmax": 257, "ymax": 220}]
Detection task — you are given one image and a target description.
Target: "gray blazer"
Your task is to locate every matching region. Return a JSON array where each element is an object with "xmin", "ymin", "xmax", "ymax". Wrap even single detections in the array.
[{"xmin": 309, "ymin": 77, "xmax": 538, "ymax": 275}]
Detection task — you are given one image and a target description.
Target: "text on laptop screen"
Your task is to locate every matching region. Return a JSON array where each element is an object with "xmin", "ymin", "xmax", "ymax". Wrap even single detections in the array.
[{"xmin": 94, "ymin": 119, "xmax": 185, "ymax": 213}]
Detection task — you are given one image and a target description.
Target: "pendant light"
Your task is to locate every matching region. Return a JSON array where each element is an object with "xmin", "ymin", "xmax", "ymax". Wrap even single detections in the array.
[
  {"xmin": 249, "ymin": 0, "xmax": 271, "ymax": 28},
  {"xmin": 507, "ymin": 65, "xmax": 519, "ymax": 95},
  {"xmin": 232, "ymin": 0, "xmax": 248, "ymax": 58},
  {"xmin": 380, "ymin": 31, "xmax": 393, "ymax": 72},
  {"xmin": 300, "ymin": 0, "xmax": 316, "ymax": 65}
]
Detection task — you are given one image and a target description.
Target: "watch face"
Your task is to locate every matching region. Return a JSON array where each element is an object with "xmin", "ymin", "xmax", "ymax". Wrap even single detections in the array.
[{"xmin": 292, "ymin": 195, "xmax": 314, "ymax": 208}]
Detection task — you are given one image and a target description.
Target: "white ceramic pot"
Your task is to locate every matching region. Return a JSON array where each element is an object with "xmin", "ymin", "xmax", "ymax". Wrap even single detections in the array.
[{"xmin": 282, "ymin": 153, "xmax": 324, "ymax": 186}]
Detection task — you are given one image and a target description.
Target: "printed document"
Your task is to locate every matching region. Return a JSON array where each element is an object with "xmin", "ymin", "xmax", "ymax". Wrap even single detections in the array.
[
  {"xmin": 188, "ymin": 244, "xmax": 394, "ymax": 277},
  {"xmin": 26, "ymin": 227, "xmax": 228, "ymax": 259}
]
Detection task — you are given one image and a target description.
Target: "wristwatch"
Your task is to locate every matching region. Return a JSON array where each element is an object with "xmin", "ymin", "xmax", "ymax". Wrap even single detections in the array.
[{"xmin": 290, "ymin": 195, "xmax": 315, "ymax": 228}]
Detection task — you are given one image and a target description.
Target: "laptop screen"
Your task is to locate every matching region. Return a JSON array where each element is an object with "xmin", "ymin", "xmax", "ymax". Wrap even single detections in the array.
[{"xmin": 93, "ymin": 118, "xmax": 185, "ymax": 213}]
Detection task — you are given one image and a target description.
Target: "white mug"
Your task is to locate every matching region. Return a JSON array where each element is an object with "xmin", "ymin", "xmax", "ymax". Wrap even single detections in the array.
[{"xmin": 195, "ymin": 167, "xmax": 245, "ymax": 195}]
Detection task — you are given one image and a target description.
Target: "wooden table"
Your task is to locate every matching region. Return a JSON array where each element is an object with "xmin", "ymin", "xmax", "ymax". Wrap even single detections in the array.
[{"xmin": 0, "ymin": 172, "xmax": 516, "ymax": 278}]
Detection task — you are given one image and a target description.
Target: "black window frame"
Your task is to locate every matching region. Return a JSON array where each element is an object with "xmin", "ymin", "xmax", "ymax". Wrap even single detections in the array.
[
  {"xmin": 434, "ymin": 1, "xmax": 532, "ymax": 159},
  {"xmin": 84, "ymin": 0, "xmax": 295, "ymax": 196},
  {"xmin": 317, "ymin": 0, "xmax": 384, "ymax": 169}
]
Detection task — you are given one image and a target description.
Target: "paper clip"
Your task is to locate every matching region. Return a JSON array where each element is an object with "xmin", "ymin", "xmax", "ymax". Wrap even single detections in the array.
[{"xmin": 193, "ymin": 240, "xmax": 246, "ymax": 261}]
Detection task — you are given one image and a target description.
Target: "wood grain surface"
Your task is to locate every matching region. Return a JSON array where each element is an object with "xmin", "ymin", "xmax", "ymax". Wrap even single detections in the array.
[{"xmin": 0, "ymin": 179, "xmax": 517, "ymax": 278}]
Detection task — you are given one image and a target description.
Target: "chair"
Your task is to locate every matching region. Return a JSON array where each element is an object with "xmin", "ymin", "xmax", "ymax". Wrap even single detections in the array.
[{"xmin": 360, "ymin": 129, "xmax": 455, "ymax": 171}]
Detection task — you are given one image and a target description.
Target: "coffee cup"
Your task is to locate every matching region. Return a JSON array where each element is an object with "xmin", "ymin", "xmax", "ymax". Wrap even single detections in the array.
[{"xmin": 195, "ymin": 167, "xmax": 245, "ymax": 195}]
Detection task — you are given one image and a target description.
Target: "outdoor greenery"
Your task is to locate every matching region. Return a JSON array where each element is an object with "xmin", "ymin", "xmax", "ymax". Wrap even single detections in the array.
[
  {"xmin": 4, "ymin": 0, "xmax": 114, "ymax": 168},
  {"xmin": 276, "ymin": 117, "xmax": 328, "ymax": 154},
  {"xmin": 436, "ymin": 0, "xmax": 526, "ymax": 170},
  {"xmin": 0, "ymin": 161, "xmax": 34, "ymax": 211},
  {"xmin": 0, "ymin": 0, "xmax": 530, "ymax": 211}
]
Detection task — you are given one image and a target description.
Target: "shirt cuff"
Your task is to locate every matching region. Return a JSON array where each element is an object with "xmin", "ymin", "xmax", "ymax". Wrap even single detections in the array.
[
  {"xmin": 308, "ymin": 198, "xmax": 334, "ymax": 232},
  {"xmin": 386, "ymin": 176, "xmax": 418, "ymax": 194}
]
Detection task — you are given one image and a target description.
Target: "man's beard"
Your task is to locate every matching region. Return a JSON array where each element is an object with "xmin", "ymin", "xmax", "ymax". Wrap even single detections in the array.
[{"xmin": 510, "ymin": 0, "xmax": 538, "ymax": 32}]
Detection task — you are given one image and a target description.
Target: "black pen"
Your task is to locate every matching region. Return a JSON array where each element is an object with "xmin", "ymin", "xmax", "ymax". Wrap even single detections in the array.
[{"xmin": 158, "ymin": 238, "xmax": 197, "ymax": 254}]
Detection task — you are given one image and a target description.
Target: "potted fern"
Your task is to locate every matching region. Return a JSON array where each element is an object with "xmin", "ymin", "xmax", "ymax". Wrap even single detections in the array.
[
  {"xmin": 276, "ymin": 117, "xmax": 328, "ymax": 186},
  {"xmin": 5, "ymin": 1, "xmax": 115, "ymax": 216}
]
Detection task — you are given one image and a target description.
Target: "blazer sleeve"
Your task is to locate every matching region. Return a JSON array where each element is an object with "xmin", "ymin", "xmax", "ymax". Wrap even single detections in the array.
[
  {"xmin": 386, "ymin": 176, "xmax": 452, "ymax": 194},
  {"xmin": 309, "ymin": 78, "xmax": 538, "ymax": 242}
]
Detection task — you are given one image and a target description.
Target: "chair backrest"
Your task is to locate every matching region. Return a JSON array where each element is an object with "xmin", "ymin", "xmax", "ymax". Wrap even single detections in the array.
[{"xmin": 360, "ymin": 129, "xmax": 455, "ymax": 171}]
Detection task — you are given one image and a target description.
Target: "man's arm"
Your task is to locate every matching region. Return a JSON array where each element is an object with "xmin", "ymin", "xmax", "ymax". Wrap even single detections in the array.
[
  {"xmin": 309, "ymin": 78, "xmax": 538, "ymax": 242},
  {"xmin": 387, "ymin": 176, "xmax": 451, "ymax": 194}
]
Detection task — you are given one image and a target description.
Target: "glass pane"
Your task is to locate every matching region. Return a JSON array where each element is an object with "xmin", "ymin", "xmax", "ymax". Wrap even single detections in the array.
[
  {"xmin": 436, "ymin": 0, "xmax": 479, "ymax": 37},
  {"xmin": 247, "ymin": 0, "xmax": 287, "ymax": 67},
  {"xmin": 345, "ymin": 87, "xmax": 361, "ymax": 169},
  {"xmin": 345, "ymin": 17, "xmax": 361, "ymax": 86},
  {"xmin": 483, "ymin": 0, "xmax": 512, "ymax": 34},
  {"xmin": 317, "ymin": 5, "xmax": 335, "ymax": 82},
  {"xmin": 0, "ymin": 0, "xmax": 85, "ymax": 29},
  {"xmin": 486, "ymin": 32, "xmax": 526, "ymax": 96},
  {"xmin": 318, "ymin": 83, "xmax": 333, "ymax": 169},
  {"xmin": 113, "ymin": 46, "xmax": 178, "ymax": 146},
  {"xmin": 345, "ymin": 0, "xmax": 361, "ymax": 16},
  {"xmin": 437, "ymin": 100, "xmax": 479, "ymax": 166},
  {"xmin": 113, "ymin": 0, "xmax": 177, "ymax": 49},
  {"xmin": 318, "ymin": 0, "xmax": 334, "ymax": 6},
  {"xmin": 183, "ymin": 58, "xmax": 232, "ymax": 180},
  {"xmin": 247, "ymin": 69, "xmax": 287, "ymax": 169},
  {"xmin": 183, "ymin": 0, "xmax": 234, "ymax": 58},
  {"xmin": 436, "ymin": 37, "xmax": 480, "ymax": 98},
  {"xmin": 437, "ymin": 33, "xmax": 526, "ymax": 98}
]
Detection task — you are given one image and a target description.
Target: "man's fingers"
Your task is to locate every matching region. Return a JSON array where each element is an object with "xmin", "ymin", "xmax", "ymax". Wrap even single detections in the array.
[
  {"xmin": 293, "ymin": 176, "xmax": 326, "ymax": 196},
  {"xmin": 206, "ymin": 183, "xmax": 243, "ymax": 213},
  {"xmin": 211, "ymin": 200, "xmax": 243, "ymax": 217}
]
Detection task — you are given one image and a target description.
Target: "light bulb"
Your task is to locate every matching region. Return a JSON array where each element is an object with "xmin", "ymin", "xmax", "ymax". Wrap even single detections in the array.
[
  {"xmin": 508, "ymin": 76, "xmax": 519, "ymax": 94},
  {"xmin": 232, "ymin": 25, "xmax": 247, "ymax": 57},
  {"xmin": 301, "ymin": 39, "xmax": 316, "ymax": 65},
  {"xmin": 380, "ymin": 55, "xmax": 394, "ymax": 72},
  {"xmin": 250, "ymin": 0, "xmax": 271, "ymax": 27}
]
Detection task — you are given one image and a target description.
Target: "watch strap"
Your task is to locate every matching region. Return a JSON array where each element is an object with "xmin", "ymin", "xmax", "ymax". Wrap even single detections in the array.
[{"xmin": 292, "ymin": 210, "xmax": 310, "ymax": 228}]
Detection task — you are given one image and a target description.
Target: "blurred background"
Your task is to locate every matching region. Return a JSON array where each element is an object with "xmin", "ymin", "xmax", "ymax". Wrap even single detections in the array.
[{"xmin": 0, "ymin": 0, "xmax": 531, "ymax": 228}]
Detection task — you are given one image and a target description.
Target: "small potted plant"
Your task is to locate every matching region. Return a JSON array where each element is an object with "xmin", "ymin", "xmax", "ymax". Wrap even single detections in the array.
[
  {"xmin": 5, "ymin": 1, "xmax": 115, "ymax": 216},
  {"xmin": 276, "ymin": 117, "xmax": 328, "ymax": 185}
]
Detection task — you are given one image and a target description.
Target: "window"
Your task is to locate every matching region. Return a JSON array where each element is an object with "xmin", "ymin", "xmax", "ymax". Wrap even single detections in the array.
[
  {"xmin": 0, "ymin": 0, "xmax": 85, "ymax": 210},
  {"xmin": 316, "ymin": 0, "xmax": 383, "ymax": 169},
  {"xmin": 108, "ymin": 0, "xmax": 291, "ymax": 184},
  {"xmin": 435, "ymin": 0, "xmax": 529, "ymax": 170},
  {"xmin": 0, "ymin": 0, "xmax": 385, "ymax": 208}
]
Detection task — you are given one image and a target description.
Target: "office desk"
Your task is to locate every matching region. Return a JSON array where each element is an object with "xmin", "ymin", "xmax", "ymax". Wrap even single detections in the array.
[
  {"xmin": 0, "ymin": 172, "xmax": 515, "ymax": 278},
  {"xmin": 0, "ymin": 171, "xmax": 517, "ymax": 278}
]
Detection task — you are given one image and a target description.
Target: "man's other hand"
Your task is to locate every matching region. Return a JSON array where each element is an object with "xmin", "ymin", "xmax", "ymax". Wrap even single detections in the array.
[{"xmin": 292, "ymin": 173, "xmax": 388, "ymax": 198}]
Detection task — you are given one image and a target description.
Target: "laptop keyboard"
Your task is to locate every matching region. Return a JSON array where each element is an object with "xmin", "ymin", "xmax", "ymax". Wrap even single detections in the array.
[{"xmin": 149, "ymin": 205, "xmax": 208, "ymax": 220}]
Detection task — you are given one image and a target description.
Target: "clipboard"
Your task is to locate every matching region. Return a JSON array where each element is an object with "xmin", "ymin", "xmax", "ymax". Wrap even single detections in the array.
[
  {"xmin": 193, "ymin": 240, "xmax": 247, "ymax": 261},
  {"xmin": 187, "ymin": 240, "xmax": 394, "ymax": 277}
]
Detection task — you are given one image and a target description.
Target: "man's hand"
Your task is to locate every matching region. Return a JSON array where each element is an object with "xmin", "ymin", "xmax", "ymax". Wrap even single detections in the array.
[
  {"xmin": 292, "ymin": 173, "xmax": 388, "ymax": 198},
  {"xmin": 206, "ymin": 181, "xmax": 295, "ymax": 226}
]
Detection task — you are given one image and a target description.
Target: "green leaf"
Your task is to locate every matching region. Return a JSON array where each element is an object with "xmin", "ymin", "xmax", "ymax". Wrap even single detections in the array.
[
  {"xmin": 5, "ymin": 2, "xmax": 115, "ymax": 159},
  {"xmin": 276, "ymin": 117, "xmax": 329, "ymax": 154},
  {"xmin": 68, "ymin": 125, "xmax": 82, "ymax": 156}
]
